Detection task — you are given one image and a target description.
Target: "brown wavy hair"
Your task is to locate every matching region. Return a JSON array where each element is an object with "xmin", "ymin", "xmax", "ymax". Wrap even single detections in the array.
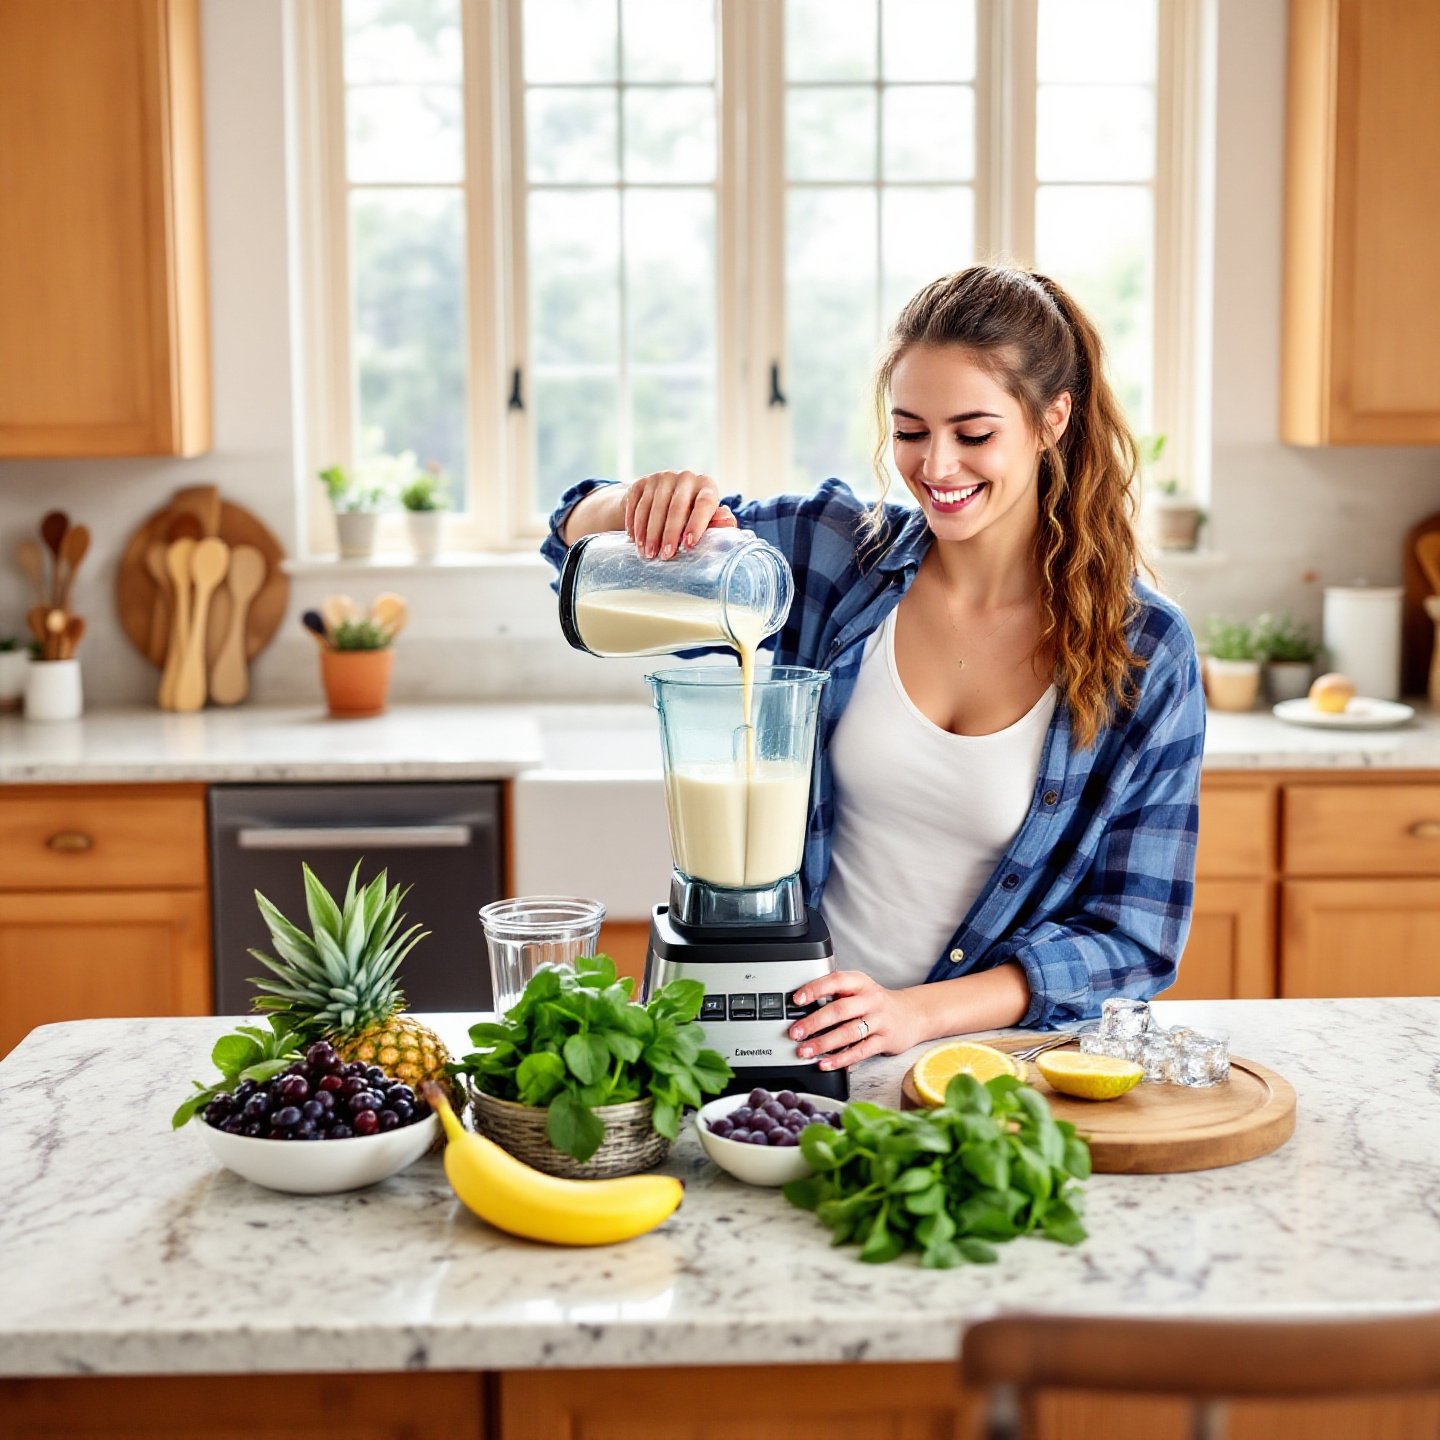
[{"xmin": 866, "ymin": 265, "xmax": 1145, "ymax": 749}]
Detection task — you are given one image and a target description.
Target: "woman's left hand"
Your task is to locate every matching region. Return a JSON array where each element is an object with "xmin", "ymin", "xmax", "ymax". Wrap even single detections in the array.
[{"xmin": 788, "ymin": 972, "xmax": 932, "ymax": 1071}]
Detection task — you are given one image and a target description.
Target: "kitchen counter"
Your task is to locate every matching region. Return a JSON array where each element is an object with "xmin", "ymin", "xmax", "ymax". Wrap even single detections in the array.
[
  {"xmin": 3, "ymin": 997, "xmax": 1437, "ymax": 1379},
  {"xmin": 3, "ymin": 702, "xmax": 1440, "ymax": 784}
]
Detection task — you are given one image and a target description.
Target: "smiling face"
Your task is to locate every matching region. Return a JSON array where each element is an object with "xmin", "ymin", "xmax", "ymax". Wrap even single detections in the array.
[{"xmin": 889, "ymin": 344, "xmax": 1070, "ymax": 548}]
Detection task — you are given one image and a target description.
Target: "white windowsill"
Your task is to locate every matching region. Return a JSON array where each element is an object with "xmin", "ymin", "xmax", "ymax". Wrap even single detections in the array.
[{"xmin": 283, "ymin": 551, "xmax": 552, "ymax": 577}]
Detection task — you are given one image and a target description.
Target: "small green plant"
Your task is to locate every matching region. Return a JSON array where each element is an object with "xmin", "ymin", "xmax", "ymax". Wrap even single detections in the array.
[
  {"xmin": 318, "ymin": 464, "xmax": 385, "ymax": 513},
  {"xmin": 399, "ymin": 462, "xmax": 450, "ymax": 513},
  {"xmin": 330, "ymin": 618, "xmax": 392, "ymax": 651},
  {"xmin": 0, "ymin": 637, "xmax": 19, "ymax": 653},
  {"xmin": 1203, "ymin": 616, "xmax": 1261, "ymax": 662},
  {"xmin": 1254, "ymin": 612, "xmax": 1318, "ymax": 664}
]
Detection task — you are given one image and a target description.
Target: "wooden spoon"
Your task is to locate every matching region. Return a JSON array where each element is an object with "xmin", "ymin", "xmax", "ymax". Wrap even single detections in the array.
[
  {"xmin": 209, "ymin": 545, "xmax": 266, "ymax": 706},
  {"xmin": 370, "ymin": 592, "xmax": 408, "ymax": 639},
  {"xmin": 56, "ymin": 525, "xmax": 90, "ymax": 612},
  {"xmin": 39, "ymin": 511, "xmax": 69, "ymax": 603},
  {"xmin": 144, "ymin": 541, "xmax": 173, "ymax": 668},
  {"xmin": 159, "ymin": 538, "xmax": 197, "ymax": 710},
  {"xmin": 16, "ymin": 540, "xmax": 46, "ymax": 606},
  {"xmin": 43, "ymin": 607, "xmax": 67, "ymax": 662},
  {"xmin": 173, "ymin": 538, "xmax": 230, "ymax": 712},
  {"xmin": 321, "ymin": 593, "xmax": 357, "ymax": 636},
  {"xmin": 60, "ymin": 615, "xmax": 85, "ymax": 661},
  {"xmin": 26, "ymin": 605, "xmax": 49, "ymax": 648},
  {"xmin": 1416, "ymin": 532, "xmax": 1440, "ymax": 596}
]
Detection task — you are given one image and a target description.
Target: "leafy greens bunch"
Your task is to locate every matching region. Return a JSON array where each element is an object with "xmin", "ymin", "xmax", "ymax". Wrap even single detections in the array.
[
  {"xmin": 455, "ymin": 955, "xmax": 732, "ymax": 1163},
  {"xmin": 171, "ymin": 1016, "xmax": 305, "ymax": 1128},
  {"xmin": 783, "ymin": 1072, "xmax": 1091, "ymax": 1268}
]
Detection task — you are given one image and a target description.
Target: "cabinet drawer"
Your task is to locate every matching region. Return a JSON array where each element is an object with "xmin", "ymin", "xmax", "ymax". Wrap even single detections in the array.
[
  {"xmin": 1197, "ymin": 782, "xmax": 1274, "ymax": 879},
  {"xmin": 1284, "ymin": 783, "xmax": 1440, "ymax": 876},
  {"xmin": 0, "ymin": 787, "xmax": 206, "ymax": 891}
]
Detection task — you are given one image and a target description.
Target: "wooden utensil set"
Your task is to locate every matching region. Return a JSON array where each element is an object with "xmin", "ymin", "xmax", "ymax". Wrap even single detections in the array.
[
  {"xmin": 18, "ymin": 511, "xmax": 89, "ymax": 660},
  {"xmin": 301, "ymin": 593, "xmax": 409, "ymax": 648}
]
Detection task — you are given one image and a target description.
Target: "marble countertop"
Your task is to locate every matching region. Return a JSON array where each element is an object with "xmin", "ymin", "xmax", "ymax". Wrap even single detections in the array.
[
  {"xmin": 2, "ymin": 700, "xmax": 1440, "ymax": 784},
  {"xmin": 3, "ymin": 997, "xmax": 1437, "ymax": 1378}
]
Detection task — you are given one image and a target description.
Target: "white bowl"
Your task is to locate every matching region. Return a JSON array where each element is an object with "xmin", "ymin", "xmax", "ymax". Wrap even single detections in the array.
[
  {"xmin": 196, "ymin": 1112, "xmax": 439, "ymax": 1194},
  {"xmin": 695, "ymin": 1091, "xmax": 848, "ymax": 1187}
]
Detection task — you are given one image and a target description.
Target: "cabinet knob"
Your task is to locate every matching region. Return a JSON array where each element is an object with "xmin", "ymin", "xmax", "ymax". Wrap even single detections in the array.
[
  {"xmin": 1408, "ymin": 820, "xmax": 1440, "ymax": 840},
  {"xmin": 45, "ymin": 830, "xmax": 94, "ymax": 853}
]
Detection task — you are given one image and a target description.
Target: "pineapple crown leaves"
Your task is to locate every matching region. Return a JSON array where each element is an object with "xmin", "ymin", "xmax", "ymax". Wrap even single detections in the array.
[{"xmin": 246, "ymin": 861, "xmax": 429, "ymax": 1035}]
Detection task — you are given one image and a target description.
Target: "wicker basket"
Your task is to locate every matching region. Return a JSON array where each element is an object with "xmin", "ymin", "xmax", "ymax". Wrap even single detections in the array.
[{"xmin": 469, "ymin": 1086, "xmax": 670, "ymax": 1179}]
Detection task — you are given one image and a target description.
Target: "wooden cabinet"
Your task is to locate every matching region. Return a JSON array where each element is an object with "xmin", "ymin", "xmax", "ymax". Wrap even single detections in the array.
[
  {"xmin": 0, "ymin": 785, "xmax": 212, "ymax": 1058},
  {"xmin": 0, "ymin": 0, "xmax": 211, "ymax": 457},
  {"xmin": 1281, "ymin": 0, "xmax": 1440, "ymax": 444}
]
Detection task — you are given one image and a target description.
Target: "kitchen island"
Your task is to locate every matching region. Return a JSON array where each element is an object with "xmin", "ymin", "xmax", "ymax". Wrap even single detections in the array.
[{"xmin": 3, "ymin": 998, "xmax": 1438, "ymax": 1439}]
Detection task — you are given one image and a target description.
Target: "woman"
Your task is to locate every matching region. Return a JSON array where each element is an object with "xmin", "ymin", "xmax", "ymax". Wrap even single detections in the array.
[{"xmin": 542, "ymin": 265, "xmax": 1205, "ymax": 1071}]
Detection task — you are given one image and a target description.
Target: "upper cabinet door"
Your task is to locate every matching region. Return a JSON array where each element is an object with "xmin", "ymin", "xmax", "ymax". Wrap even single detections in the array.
[
  {"xmin": 0, "ymin": 0, "xmax": 211, "ymax": 458},
  {"xmin": 1281, "ymin": 0, "xmax": 1440, "ymax": 445}
]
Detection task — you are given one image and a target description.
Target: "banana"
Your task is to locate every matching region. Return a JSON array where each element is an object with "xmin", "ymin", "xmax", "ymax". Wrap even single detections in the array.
[{"xmin": 423, "ymin": 1084, "xmax": 684, "ymax": 1246}]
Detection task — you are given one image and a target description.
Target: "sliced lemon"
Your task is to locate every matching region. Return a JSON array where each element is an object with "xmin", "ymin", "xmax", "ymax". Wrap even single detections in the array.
[
  {"xmin": 1036, "ymin": 1051, "xmax": 1143, "ymax": 1101},
  {"xmin": 913, "ymin": 1041, "xmax": 1022, "ymax": 1105}
]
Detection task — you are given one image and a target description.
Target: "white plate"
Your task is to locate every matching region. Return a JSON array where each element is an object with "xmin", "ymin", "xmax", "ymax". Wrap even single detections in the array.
[{"xmin": 1272, "ymin": 697, "xmax": 1416, "ymax": 730}]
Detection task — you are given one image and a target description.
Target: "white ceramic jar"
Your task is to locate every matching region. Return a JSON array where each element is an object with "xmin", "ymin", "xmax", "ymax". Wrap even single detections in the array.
[
  {"xmin": 24, "ymin": 658, "xmax": 83, "ymax": 722},
  {"xmin": 1322, "ymin": 585, "xmax": 1403, "ymax": 700}
]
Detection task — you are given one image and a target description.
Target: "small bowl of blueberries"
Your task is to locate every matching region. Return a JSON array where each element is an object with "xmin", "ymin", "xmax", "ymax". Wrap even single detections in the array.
[
  {"xmin": 695, "ymin": 1086, "xmax": 847, "ymax": 1187},
  {"xmin": 196, "ymin": 1041, "xmax": 440, "ymax": 1195}
]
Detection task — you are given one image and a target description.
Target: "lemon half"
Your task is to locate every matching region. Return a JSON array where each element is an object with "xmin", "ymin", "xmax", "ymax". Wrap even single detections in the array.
[
  {"xmin": 912, "ymin": 1041, "xmax": 1022, "ymax": 1106},
  {"xmin": 1036, "ymin": 1051, "xmax": 1143, "ymax": 1101}
]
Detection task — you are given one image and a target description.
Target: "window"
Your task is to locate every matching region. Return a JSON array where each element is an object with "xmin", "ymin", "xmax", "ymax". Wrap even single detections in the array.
[{"xmin": 297, "ymin": 0, "xmax": 1206, "ymax": 554}]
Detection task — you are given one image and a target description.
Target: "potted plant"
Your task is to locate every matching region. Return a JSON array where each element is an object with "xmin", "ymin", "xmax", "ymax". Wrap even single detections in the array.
[
  {"xmin": 1141, "ymin": 437, "xmax": 1206, "ymax": 552},
  {"xmin": 0, "ymin": 637, "xmax": 29, "ymax": 712},
  {"xmin": 318, "ymin": 464, "xmax": 385, "ymax": 559},
  {"xmin": 453, "ymin": 954, "xmax": 732, "ymax": 1180},
  {"xmin": 1254, "ymin": 612, "xmax": 1320, "ymax": 703},
  {"xmin": 399, "ymin": 461, "xmax": 451, "ymax": 561},
  {"xmin": 1202, "ymin": 616, "xmax": 1263, "ymax": 712},
  {"xmin": 320, "ymin": 615, "xmax": 394, "ymax": 718}
]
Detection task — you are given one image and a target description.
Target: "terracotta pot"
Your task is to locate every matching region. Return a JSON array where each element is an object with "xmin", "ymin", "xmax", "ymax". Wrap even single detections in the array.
[
  {"xmin": 321, "ymin": 647, "xmax": 394, "ymax": 718},
  {"xmin": 1204, "ymin": 657, "xmax": 1261, "ymax": 712}
]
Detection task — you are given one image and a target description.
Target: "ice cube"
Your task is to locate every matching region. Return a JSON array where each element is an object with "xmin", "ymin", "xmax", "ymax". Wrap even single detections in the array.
[
  {"xmin": 1136, "ymin": 1026, "xmax": 1174, "ymax": 1083},
  {"xmin": 1170, "ymin": 1027, "xmax": 1229, "ymax": 1087},
  {"xmin": 1099, "ymin": 997, "xmax": 1150, "ymax": 1045},
  {"xmin": 1080, "ymin": 1026, "xmax": 1136, "ymax": 1060}
]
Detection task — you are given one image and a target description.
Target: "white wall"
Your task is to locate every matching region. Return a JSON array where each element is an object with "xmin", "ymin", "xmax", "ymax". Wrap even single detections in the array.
[{"xmin": 2, "ymin": 0, "xmax": 1437, "ymax": 708}]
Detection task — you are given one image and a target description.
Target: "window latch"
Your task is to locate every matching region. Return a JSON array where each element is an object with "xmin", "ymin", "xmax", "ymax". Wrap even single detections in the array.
[
  {"xmin": 768, "ymin": 362, "xmax": 786, "ymax": 408},
  {"xmin": 508, "ymin": 368, "xmax": 524, "ymax": 411}
]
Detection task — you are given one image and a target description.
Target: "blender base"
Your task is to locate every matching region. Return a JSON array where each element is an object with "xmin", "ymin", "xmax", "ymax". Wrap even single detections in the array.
[{"xmin": 643, "ymin": 904, "xmax": 850, "ymax": 1104}]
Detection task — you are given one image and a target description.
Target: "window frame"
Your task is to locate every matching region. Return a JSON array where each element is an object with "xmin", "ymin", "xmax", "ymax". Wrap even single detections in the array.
[{"xmin": 295, "ymin": 0, "xmax": 1211, "ymax": 558}]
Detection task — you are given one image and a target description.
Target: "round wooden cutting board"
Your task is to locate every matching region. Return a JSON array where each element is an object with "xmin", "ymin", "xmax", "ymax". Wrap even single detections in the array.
[{"xmin": 900, "ymin": 1034, "xmax": 1297, "ymax": 1175}]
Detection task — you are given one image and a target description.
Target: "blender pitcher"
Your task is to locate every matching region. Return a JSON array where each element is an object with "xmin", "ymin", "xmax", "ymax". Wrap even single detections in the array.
[{"xmin": 646, "ymin": 666, "xmax": 828, "ymax": 930}]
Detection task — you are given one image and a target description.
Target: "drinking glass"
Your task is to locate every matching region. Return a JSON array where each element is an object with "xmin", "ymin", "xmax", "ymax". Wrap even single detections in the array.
[{"xmin": 479, "ymin": 895, "xmax": 606, "ymax": 1015}]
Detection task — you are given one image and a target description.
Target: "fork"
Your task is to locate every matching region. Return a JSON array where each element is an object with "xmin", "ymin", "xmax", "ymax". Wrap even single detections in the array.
[{"xmin": 1008, "ymin": 1033, "xmax": 1083, "ymax": 1063}]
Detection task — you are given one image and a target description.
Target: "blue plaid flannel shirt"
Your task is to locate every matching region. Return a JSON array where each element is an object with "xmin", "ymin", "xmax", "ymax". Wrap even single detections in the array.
[{"xmin": 542, "ymin": 478, "xmax": 1206, "ymax": 1029}]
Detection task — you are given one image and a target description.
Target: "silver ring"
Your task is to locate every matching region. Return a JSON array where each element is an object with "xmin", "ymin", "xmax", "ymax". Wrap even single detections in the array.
[{"xmin": 857, "ymin": 1019, "xmax": 869, "ymax": 1040}]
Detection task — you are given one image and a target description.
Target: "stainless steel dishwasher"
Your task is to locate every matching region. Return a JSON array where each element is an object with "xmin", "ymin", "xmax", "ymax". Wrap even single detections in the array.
[{"xmin": 210, "ymin": 783, "xmax": 504, "ymax": 1015}]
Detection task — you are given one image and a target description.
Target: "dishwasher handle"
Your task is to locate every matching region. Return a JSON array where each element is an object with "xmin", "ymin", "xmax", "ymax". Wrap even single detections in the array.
[{"xmin": 237, "ymin": 824, "xmax": 478, "ymax": 851}]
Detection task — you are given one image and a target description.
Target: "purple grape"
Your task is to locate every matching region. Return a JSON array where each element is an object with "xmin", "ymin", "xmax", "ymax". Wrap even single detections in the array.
[
  {"xmin": 747, "ymin": 1129, "xmax": 771, "ymax": 1146},
  {"xmin": 377, "ymin": 1109, "xmax": 400, "ymax": 1132},
  {"xmin": 390, "ymin": 1100, "xmax": 413, "ymax": 1124},
  {"xmin": 312, "ymin": 1090, "xmax": 336, "ymax": 1113},
  {"xmin": 365, "ymin": 1066, "xmax": 387, "ymax": 1084},
  {"xmin": 387, "ymin": 1084, "xmax": 416, "ymax": 1106},
  {"xmin": 353, "ymin": 1110, "xmax": 379, "ymax": 1136},
  {"xmin": 762, "ymin": 1099, "xmax": 786, "ymax": 1121},
  {"xmin": 233, "ymin": 1080, "xmax": 257, "ymax": 1101},
  {"xmin": 278, "ymin": 1074, "xmax": 310, "ymax": 1104},
  {"xmin": 272, "ymin": 1105, "xmax": 301, "ymax": 1129},
  {"xmin": 219, "ymin": 1118, "xmax": 244, "ymax": 1135},
  {"xmin": 300, "ymin": 1099, "xmax": 324, "ymax": 1121},
  {"xmin": 316, "ymin": 1074, "xmax": 343, "ymax": 1094},
  {"xmin": 344, "ymin": 1062, "xmax": 366, "ymax": 1077},
  {"xmin": 243, "ymin": 1094, "xmax": 271, "ymax": 1120},
  {"xmin": 797, "ymin": 1098, "xmax": 816, "ymax": 1116},
  {"xmin": 708, "ymin": 1117, "xmax": 734, "ymax": 1138},
  {"xmin": 772, "ymin": 1130, "xmax": 799, "ymax": 1147},
  {"xmin": 294, "ymin": 1118, "xmax": 317, "ymax": 1139},
  {"xmin": 828, "ymin": 1111, "xmax": 844, "ymax": 1128},
  {"xmin": 730, "ymin": 1106, "xmax": 753, "ymax": 1126},
  {"xmin": 750, "ymin": 1113, "xmax": 776, "ymax": 1135},
  {"xmin": 204, "ymin": 1099, "xmax": 233, "ymax": 1124},
  {"xmin": 747, "ymin": 1087, "xmax": 769, "ymax": 1108},
  {"xmin": 242, "ymin": 1121, "xmax": 266, "ymax": 1138},
  {"xmin": 340, "ymin": 1077, "xmax": 368, "ymax": 1099},
  {"xmin": 729, "ymin": 1128, "xmax": 752, "ymax": 1143},
  {"xmin": 328, "ymin": 1122, "xmax": 353, "ymax": 1139},
  {"xmin": 784, "ymin": 1108, "xmax": 808, "ymax": 1130},
  {"xmin": 350, "ymin": 1090, "xmax": 379, "ymax": 1113},
  {"xmin": 776, "ymin": 1090, "xmax": 798, "ymax": 1109}
]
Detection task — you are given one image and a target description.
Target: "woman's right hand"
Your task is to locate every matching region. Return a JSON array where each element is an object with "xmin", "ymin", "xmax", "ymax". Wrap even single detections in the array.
[{"xmin": 625, "ymin": 470, "xmax": 733, "ymax": 560}]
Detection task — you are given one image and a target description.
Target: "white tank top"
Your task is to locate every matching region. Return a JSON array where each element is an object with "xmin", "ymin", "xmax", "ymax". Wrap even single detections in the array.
[{"xmin": 821, "ymin": 607, "xmax": 1057, "ymax": 990}]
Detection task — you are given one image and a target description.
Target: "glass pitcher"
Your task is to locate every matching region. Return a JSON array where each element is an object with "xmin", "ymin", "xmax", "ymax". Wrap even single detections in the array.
[
  {"xmin": 558, "ymin": 528, "xmax": 794, "ymax": 658},
  {"xmin": 646, "ymin": 665, "xmax": 828, "ymax": 928}
]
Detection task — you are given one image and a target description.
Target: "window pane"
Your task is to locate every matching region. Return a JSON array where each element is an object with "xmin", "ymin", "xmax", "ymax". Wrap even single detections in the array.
[
  {"xmin": 881, "ymin": 186, "xmax": 974, "ymax": 318},
  {"xmin": 882, "ymin": 85, "xmax": 974, "ymax": 181},
  {"xmin": 786, "ymin": 0, "xmax": 877, "ymax": 80},
  {"xmin": 622, "ymin": 0, "xmax": 714, "ymax": 82},
  {"xmin": 787, "ymin": 87, "xmax": 878, "ymax": 181},
  {"xmin": 1034, "ymin": 185, "xmax": 1153, "ymax": 428},
  {"xmin": 625, "ymin": 190, "xmax": 715, "ymax": 365},
  {"xmin": 533, "ymin": 374, "xmax": 618, "ymax": 513},
  {"xmin": 1036, "ymin": 85, "xmax": 1154, "ymax": 182},
  {"xmin": 347, "ymin": 85, "xmax": 463, "ymax": 184},
  {"xmin": 523, "ymin": 0, "xmax": 618, "ymax": 83},
  {"xmin": 624, "ymin": 88, "xmax": 716, "ymax": 183},
  {"xmin": 632, "ymin": 374, "xmax": 715, "ymax": 477},
  {"xmin": 351, "ymin": 189, "xmax": 468, "ymax": 495},
  {"xmin": 526, "ymin": 88, "xmax": 618, "ymax": 183},
  {"xmin": 1037, "ymin": 0, "xmax": 1155, "ymax": 84},
  {"xmin": 343, "ymin": 0, "xmax": 461, "ymax": 84},
  {"xmin": 786, "ymin": 187, "xmax": 879, "ymax": 493},
  {"xmin": 881, "ymin": 0, "xmax": 976, "ymax": 81},
  {"xmin": 529, "ymin": 191, "xmax": 620, "ymax": 365}
]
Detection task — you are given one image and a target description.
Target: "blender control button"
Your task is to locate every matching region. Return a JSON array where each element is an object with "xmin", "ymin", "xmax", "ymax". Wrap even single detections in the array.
[
  {"xmin": 950, "ymin": 948, "xmax": 965, "ymax": 962},
  {"xmin": 785, "ymin": 998, "xmax": 819, "ymax": 1019},
  {"xmin": 700, "ymin": 995, "xmax": 727, "ymax": 1021},
  {"xmin": 759, "ymin": 993, "xmax": 785, "ymax": 1019},
  {"xmin": 728, "ymin": 993, "xmax": 758, "ymax": 1021}
]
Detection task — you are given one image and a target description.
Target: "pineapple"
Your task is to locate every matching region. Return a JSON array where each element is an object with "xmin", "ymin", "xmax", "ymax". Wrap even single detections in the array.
[{"xmin": 248, "ymin": 862, "xmax": 452, "ymax": 1092}]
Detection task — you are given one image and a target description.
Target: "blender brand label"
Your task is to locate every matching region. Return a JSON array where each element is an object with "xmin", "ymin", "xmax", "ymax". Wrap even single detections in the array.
[{"xmin": 733, "ymin": 1048, "xmax": 775, "ymax": 1058}]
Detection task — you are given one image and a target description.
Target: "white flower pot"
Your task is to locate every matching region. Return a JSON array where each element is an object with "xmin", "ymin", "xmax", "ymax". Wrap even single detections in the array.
[
  {"xmin": 1204, "ymin": 657, "xmax": 1261, "ymax": 712},
  {"xmin": 24, "ymin": 658, "xmax": 83, "ymax": 722},
  {"xmin": 1150, "ymin": 499, "xmax": 1203, "ymax": 551},
  {"xmin": 1266, "ymin": 659, "xmax": 1314, "ymax": 704},
  {"xmin": 334, "ymin": 511, "xmax": 379, "ymax": 559},
  {"xmin": 405, "ymin": 510, "xmax": 445, "ymax": 561},
  {"xmin": 0, "ymin": 650, "xmax": 29, "ymax": 711}
]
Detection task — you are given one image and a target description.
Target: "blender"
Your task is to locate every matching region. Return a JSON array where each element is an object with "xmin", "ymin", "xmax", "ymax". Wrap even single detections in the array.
[{"xmin": 643, "ymin": 665, "xmax": 847, "ymax": 1102}]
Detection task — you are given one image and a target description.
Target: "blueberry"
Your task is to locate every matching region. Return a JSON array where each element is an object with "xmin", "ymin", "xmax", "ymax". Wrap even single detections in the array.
[
  {"xmin": 390, "ymin": 1100, "xmax": 413, "ymax": 1124},
  {"xmin": 243, "ymin": 1094, "xmax": 271, "ymax": 1119},
  {"xmin": 300, "ymin": 1100, "xmax": 324, "ymax": 1122},
  {"xmin": 312, "ymin": 1090, "xmax": 336, "ymax": 1113},
  {"xmin": 377, "ymin": 1109, "xmax": 400, "ymax": 1132},
  {"xmin": 328, "ymin": 1122, "xmax": 354, "ymax": 1139},
  {"xmin": 388, "ymin": 1084, "xmax": 416, "ymax": 1106},
  {"xmin": 273, "ymin": 1105, "xmax": 302, "ymax": 1129},
  {"xmin": 349, "ymin": 1090, "xmax": 379, "ymax": 1113},
  {"xmin": 234, "ymin": 1080, "xmax": 257, "ymax": 1101}
]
